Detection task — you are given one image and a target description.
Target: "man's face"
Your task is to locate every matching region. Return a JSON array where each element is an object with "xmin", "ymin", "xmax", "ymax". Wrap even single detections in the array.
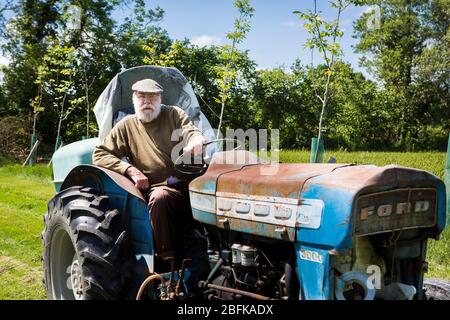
[{"xmin": 132, "ymin": 92, "xmax": 162, "ymax": 123}]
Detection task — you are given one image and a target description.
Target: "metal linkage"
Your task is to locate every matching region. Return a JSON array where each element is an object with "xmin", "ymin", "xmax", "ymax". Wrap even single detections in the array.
[{"xmin": 198, "ymin": 281, "xmax": 272, "ymax": 300}]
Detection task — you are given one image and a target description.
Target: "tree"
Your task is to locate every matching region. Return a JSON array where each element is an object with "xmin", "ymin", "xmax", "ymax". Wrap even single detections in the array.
[
  {"xmin": 414, "ymin": 0, "xmax": 450, "ymax": 144},
  {"xmin": 252, "ymin": 67, "xmax": 310, "ymax": 149},
  {"xmin": 214, "ymin": 0, "xmax": 254, "ymax": 137},
  {"xmin": 143, "ymin": 39, "xmax": 257, "ymax": 130},
  {"xmin": 35, "ymin": 41, "xmax": 80, "ymax": 149},
  {"xmin": 0, "ymin": 0, "xmax": 17, "ymax": 39},
  {"xmin": 0, "ymin": 83, "xmax": 7, "ymax": 116},
  {"xmin": 1, "ymin": 0, "xmax": 59, "ymax": 121},
  {"xmin": 116, "ymin": 0, "xmax": 170, "ymax": 69},
  {"xmin": 353, "ymin": 0, "xmax": 450, "ymax": 150},
  {"xmin": 327, "ymin": 63, "xmax": 397, "ymax": 150},
  {"xmin": 294, "ymin": 0, "xmax": 350, "ymax": 160},
  {"xmin": 1, "ymin": 0, "xmax": 170, "ymax": 146}
]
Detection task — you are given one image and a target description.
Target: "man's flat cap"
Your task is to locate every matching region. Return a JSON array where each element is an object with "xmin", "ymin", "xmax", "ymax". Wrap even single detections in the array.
[{"xmin": 132, "ymin": 79, "xmax": 163, "ymax": 94}]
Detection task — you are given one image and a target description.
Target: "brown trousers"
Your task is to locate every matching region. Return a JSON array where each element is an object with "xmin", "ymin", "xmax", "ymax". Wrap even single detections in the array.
[{"xmin": 147, "ymin": 184, "xmax": 194, "ymax": 260}]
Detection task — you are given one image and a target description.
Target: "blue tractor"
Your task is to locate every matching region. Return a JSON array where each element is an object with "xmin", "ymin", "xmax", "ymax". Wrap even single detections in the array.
[{"xmin": 42, "ymin": 66, "xmax": 450, "ymax": 300}]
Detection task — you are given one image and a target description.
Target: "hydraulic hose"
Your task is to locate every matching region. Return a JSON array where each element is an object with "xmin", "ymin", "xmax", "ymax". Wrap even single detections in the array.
[{"xmin": 136, "ymin": 273, "xmax": 166, "ymax": 300}]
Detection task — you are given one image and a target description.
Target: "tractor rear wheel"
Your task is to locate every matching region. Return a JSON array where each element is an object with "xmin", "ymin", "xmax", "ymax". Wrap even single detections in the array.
[
  {"xmin": 423, "ymin": 278, "xmax": 450, "ymax": 300},
  {"xmin": 42, "ymin": 186, "xmax": 128, "ymax": 300}
]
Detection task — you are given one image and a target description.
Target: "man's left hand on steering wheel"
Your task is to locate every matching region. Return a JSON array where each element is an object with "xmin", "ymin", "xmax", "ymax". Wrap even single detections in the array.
[{"xmin": 183, "ymin": 135, "xmax": 205, "ymax": 157}]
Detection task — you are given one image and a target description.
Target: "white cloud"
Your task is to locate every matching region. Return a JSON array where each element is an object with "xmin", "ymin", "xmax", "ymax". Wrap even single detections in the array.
[
  {"xmin": 282, "ymin": 21, "xmax": 302, "ymax": 29},
  {"xmin": 191, "ymin": 35, "xmax": 222, "ymax": 47}
]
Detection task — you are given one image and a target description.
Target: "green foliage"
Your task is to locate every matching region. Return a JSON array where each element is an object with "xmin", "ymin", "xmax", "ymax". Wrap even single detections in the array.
[
  {"xmin": 0, "ymin": 116, "xmax": 30, "ymax": 162},
  {"xmin": 294, "ymin": 7, "xmax": 345, "ymax": 65},
  {"xmin": 214, "ymin": 0, "xmax": 254, "ymax": 137},
  {"xmin": 294, "ymin": 0, "xmax": 350, "ymax": 150},
  {"xmin": 414, "ymin": 126, "xmax": 450, "ymax": 151},
  {"xmin": 0, "ymin": 82, "xmax": 8, "ymax": 116},
  {"xmin": 326, "ymin": 63, "xmax": 396, "ymax": 150},
  {"xmin": 0, "ymin": 0, "xmax": 174, "ymax": 147},
  {"xmin": 0, "ymin": 0, "xmax": 448, "ymax": 152},
  {"xmin": 117, "ymin": 1, "xmax": 170, "ymax": 68},
  {"xmin": 35, "ymin": 41, "xmax": 80, "ymax": 146},
  {"xmin": 143, "ymin": 38, "xmax": 257, "ymax": 131},
  {"xmin": 353, "ymin": 0, "xmax": 450, "ymax": 149},
  {"xmin": 252, "ymin": 66, "xmax": 315, "ymax": 149},
  {"xmin": 1, "ymin": 0, "xmax": 60, "ymax": 121},
  {"xmin": 0, "ymin": 1, "xmax": 15, "ymax": 40},
  {"xmin": 143, "ymin": 39, "xmax": 190, "ymax": 67}
]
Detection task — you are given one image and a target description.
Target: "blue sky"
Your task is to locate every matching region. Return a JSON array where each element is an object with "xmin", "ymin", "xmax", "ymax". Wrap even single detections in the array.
[{"xmin": 113, "ymin": 0, "xmax": 371, "ymax": 75}]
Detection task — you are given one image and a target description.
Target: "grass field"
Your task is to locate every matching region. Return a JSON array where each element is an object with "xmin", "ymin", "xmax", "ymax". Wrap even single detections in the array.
[
  {"xmin": 0, "ymin": 164, "xmax": 53, "ymax": 299},
  {"xmin": 0, "ymin": 151, "xmax": 448, "ymax": 299}
]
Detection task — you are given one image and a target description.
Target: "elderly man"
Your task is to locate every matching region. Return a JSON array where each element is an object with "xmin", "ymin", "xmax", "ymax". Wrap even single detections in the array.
[{"xmin": 92, "ymin": 78, "xmax": 205, "ymax": 261}]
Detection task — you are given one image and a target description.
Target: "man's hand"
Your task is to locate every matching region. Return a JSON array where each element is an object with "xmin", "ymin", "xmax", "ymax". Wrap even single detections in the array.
[
  {"xmin": 126, "ymin": 166, "xmax": 149, "ymax": 191},
  {"xmin": 183, "ymin": 135, "xmax": 205, "ymax": 157}
]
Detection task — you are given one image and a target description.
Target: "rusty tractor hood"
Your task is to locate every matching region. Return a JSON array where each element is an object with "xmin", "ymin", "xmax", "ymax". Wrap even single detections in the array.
[
  {"xmin": 190, "ymin": 162, "xmax": 347, "ymax": 200},
  {"xmin": 190, "ymin": 151, "xmax": 442, "ymax": 201},
  {"xmin": 189, "ymin": 151, "xmax": 446, "ymax": 245},
  {"xmin": 190, "ymin": 150, "xmax": 349, "ymax": 200}
]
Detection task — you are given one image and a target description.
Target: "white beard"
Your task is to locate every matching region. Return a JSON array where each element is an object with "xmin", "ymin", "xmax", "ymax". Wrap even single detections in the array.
[{"xmin": 133, "ymin": 94, "xmax": 161, "ymax": 123}]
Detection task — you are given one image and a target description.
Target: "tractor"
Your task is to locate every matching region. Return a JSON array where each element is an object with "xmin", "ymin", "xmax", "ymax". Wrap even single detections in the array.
[{"xmin": 42, "ymin": 66, "xmax": 450, "ymax": 300}]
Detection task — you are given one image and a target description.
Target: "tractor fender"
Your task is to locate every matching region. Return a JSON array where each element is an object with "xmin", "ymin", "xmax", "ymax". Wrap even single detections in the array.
[{"xmin": 61, "ymin": 164, "xmax": 146, "ymax": 202}]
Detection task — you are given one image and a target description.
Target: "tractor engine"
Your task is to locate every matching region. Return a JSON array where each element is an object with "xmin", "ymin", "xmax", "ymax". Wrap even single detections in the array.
[{"xmin": 202, "ymin": 229, "xmax": 298, "ymax": 300}]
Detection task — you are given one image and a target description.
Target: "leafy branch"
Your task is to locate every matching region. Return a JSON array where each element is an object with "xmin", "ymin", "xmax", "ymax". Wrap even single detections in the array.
[
  {"xmin": 294, "ymin": 0, "xmax": 350, "ymax": 142},
  {"xmin": 34, "ymin": 41, "xmax": 80, "ymax": 148},
  {"xmin": 214, "ymin": 0, "xmax": 254, "ymax": 138}
]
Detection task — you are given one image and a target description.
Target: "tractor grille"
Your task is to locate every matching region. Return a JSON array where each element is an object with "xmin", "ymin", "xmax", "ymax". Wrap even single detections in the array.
[{"xmin": 354, "ymin": 188, "xmax": 437, "ymax": 236}]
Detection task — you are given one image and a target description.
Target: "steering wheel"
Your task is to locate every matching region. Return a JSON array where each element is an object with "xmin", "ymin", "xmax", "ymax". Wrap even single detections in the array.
[{"xmin": 173, "ymin": 138, "xmax": 242, "ymax": 178}]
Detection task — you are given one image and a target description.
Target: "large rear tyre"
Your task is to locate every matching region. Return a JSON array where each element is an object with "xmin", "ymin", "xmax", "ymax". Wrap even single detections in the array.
[
  {"xmin": 42, "ymin": 186, "xmax": 128, "ymax": 300},
  {"xmin": 423, "ymin": 278, "xmax": 450, "ymax": 300}
]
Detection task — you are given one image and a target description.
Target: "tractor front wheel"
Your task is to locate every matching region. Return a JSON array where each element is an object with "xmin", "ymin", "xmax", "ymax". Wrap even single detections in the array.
[{"xmin": 42, "ymin": 186, "xmax": 128, "ymax": 300}]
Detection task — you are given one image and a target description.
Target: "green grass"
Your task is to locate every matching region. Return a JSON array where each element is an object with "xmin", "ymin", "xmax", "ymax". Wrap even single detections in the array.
[
  {"xmin": 280, "ymin": 150, "xmax": 446, "ymax": 180},
  {"xmin": 0, "ymin": 151, "xmax": 448, "ymax": 299},
  {"xmin": 0, "ymin": 164, "xmax": 53, "ymax": 300}
]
